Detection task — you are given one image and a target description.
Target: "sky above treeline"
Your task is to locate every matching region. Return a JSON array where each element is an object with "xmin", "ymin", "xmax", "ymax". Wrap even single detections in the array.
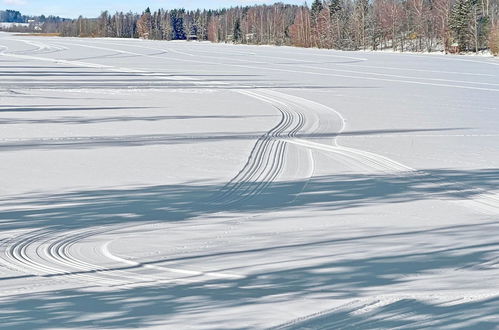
[{"xmin": 2, "ymin": 0, "xmax": 304, "ymax": 18}]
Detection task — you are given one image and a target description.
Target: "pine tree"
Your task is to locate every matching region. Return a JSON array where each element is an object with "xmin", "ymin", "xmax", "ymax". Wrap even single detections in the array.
[
  {"xmin": 170, "ymin": 9, "xmax": 186, "ymax": 40},
  {"xmin": 329, "ymin": 0, "xmax": 341, "ymax": 16},
  {"xmin": 449, "ymin": 0, "xmax": 477, "ymax": 51},
  {"xmin": 311, "ymin": 0, "xmax": 324, "ymax": 21},
  {"xmin": 233, "ymin": 18, "xmax": 242, "ymax": 43}
]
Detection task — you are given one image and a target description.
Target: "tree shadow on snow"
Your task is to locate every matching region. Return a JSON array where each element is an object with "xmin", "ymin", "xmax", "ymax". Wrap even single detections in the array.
[
  {"xmin": 0, "ymin": 169, "xmax": 499, "ymax": 328},
  {"xmin": 1, "ymin": 168, "xmax": 498, "ymax": 231},
  {"xmin": 0, "ymin": 221, "xmax": 497, "ymax": 329},
  {"xmin": 0, "ymin": 127, "xmax": 465, "ymax": 151}
]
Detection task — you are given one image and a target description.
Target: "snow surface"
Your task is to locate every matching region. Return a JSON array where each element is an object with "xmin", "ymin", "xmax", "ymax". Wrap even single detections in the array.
[{"xmin": 0, "ymin": 31, "xmax": 498, "ymax": 329}]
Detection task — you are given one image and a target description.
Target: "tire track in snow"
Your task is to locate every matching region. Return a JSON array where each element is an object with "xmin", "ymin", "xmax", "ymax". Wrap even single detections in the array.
[
  {"xmin": 263, "ymin": 91, "xmax": 499, "ymax": 214},
  {"xmin": 288, "ymin": 139, "xmax": 414, "ymax": 172},
  {"xmin": 42, "ymin": 224, "xmax": 245, "ymax": 282},
  {"xmin": 100, "ymin": 240, "xmax": 244, "ymax": 279},
  {"xmin": 5, "ymin": 37, "xmax": 495, "ymax": 92},
  {"xmin": 76, "ymin": 39, "xmax": 499, "ymax": 91},
  {"xmin": 0, "ymin": 39, "xmax": 205, "ymax": 85},
  {"xmin": 210, "ymin": 89, "xmax": 311, "ymax": 205},
  {"xmin": 14, "ymin": 39, "xmax": 67, "ymax": 55},
  {"xmin": 92, "ymin": 39, "xmax": 499, "ymax": 90},
  {"xmin": 0, "ymin": 228, "xmax": 131, "ymax": 286},
  {"xmin": 0, "ymin": 223, "xmax": 187, "ymax": 287},
  {"xmin": 0, "ymin": 223, "xmax": 245, "ymax": 288},
  {"xmin": 43, "ymin": 227, "xmax": 160, "ymax": 285}
]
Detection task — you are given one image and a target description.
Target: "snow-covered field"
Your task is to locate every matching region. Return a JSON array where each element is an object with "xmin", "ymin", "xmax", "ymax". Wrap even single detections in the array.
[{"xmin": 0, "ymin": 31, "xmax": 498, "ymax": 329}]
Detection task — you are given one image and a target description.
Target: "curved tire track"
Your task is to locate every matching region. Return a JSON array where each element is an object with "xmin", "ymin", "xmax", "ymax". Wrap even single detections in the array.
[{"xmin": 210, "ymin": 89, "xmax": 312, "ymax": 206}]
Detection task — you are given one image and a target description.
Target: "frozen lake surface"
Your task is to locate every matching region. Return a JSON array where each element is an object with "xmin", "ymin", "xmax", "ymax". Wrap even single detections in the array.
[{"xmin": 1, "ymin": 32, "xmax": 499, "ymax": 328}]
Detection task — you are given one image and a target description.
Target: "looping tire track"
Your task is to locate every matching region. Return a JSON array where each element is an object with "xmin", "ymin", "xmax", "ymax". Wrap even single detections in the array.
[
  {"xmin": 1, "ymin": 227, "xmax": 142, "ymax": 286},
  {"xmin": 0, "ymin": 223, "xmax": 244, "ymax": 289},
  {"xmin": 8, "ymin": 40, "xmax": 67, "ymax": 56},
  {"xmin": 1, "ymin": 38, "xmax": 497, "ymax": 294}
]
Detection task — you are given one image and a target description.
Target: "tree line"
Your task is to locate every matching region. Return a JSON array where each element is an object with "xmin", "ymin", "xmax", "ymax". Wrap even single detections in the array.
[
  {"xmin": 14, "ymin": 1, "xmax": 499, "ymax": 54},
  {"xmin": 0, "ymin": 9, "xmax": 26, "ymax": 23},
  {"xmin": 0, "ymin": 9, "xmax": 64, "ymax": 24}
]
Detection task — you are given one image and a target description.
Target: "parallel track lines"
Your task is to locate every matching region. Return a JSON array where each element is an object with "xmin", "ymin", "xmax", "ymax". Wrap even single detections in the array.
[{"xmin": 211, "ymin": 90, "xmax": 308, "ymax": 205}]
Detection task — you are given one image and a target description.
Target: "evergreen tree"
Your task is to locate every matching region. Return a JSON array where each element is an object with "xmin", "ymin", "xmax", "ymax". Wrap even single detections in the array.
[
  {"xmin": 0, "ymin": 10, "xmax": 23, "ymax": 23},
  {"xmin": 449, "ymin": 0, "xmax": 477, "ymax": 50},
  {"xmin": 311, "ymin": 0, "xmax": 324, "ymax": 21},
  {"xmin": 170, "ymin": 9, "xmax": 186, "ymax": 40},
  {"xmin": 329, "ymin": 0, "xmax": 341, "ymax": 16},
  {"xmin": 233, "ymin": 18, "xmax": 242, "ymax": 42}
]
